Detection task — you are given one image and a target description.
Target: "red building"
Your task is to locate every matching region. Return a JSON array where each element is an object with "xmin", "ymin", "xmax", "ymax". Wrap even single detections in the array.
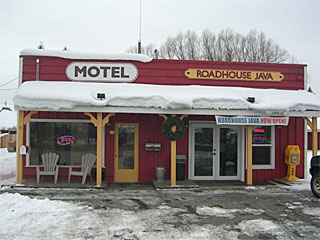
[{"xmin": 13, "ymin": 49, "xmax": 320, "ymax": 186}]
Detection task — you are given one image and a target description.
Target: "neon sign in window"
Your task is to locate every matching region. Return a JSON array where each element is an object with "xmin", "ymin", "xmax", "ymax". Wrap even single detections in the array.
[{"xmin": 57, "ymin": 136, "xmax": 75, "ymax": 146}]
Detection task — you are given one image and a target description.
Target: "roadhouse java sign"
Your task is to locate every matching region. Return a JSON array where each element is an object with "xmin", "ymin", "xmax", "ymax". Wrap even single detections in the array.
[
  {"xmin": 66, "ymin": 62, "xmax": 138, "ymax": 82},
  {"xmin": 216, "ymin": 116, "xmax": 289, "ymax": 126},
  {"xmin": 185, "ymin": 68, "xmax": 284, "ymax": 82}
]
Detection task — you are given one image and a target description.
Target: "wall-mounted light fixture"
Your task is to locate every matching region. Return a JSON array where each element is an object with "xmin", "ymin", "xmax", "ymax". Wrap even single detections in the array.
[
  {"xmin": 97, "ymin": 93, "xmax": 106, "ymax": 100},
  {"xmin": 247, "ymin": 97, "xmax": 255, "ymax": 103}
]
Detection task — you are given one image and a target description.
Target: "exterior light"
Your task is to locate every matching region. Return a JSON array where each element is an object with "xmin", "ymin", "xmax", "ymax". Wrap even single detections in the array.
[
  {"xmin": 247, "ymin": 97, "xmax": 255, "ymax": 103},
  {"xmin": 97, "ymin": 93, "xmax": 106, "ymax": 100}
]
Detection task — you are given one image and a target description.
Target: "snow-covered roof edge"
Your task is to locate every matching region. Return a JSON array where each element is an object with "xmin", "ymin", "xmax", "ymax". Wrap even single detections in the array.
[{"xmin": 20, "ymin": 48, "xmax": 153, "ymax": 63}]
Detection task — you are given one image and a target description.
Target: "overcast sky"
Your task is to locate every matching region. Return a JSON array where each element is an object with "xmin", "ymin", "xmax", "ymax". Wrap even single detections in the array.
[{"xmin": 0, "ymin": 0, "xmax": 319, "ymax": 110}]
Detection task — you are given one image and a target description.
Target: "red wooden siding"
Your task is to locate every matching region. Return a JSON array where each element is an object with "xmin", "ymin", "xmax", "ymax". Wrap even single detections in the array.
[
  {"xmin": 251, "ymin": 117, "xmax": 305, "ymax": 181},
  {"xmin": 20, "ymin": 54, "xmax": 307, "ymax": 183},
  {"xmin": 21, "ymin": 56, "xmax": 305, "ymax": 90}
]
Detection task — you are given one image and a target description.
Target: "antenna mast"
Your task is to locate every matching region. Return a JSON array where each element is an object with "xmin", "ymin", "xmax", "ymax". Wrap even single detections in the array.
[{"xmin": 138, "ymin": 0, "xmax": 142, "ymax": 54}]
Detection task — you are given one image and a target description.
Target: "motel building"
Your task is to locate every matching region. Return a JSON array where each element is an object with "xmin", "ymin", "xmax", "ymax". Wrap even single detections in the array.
[{"xmin": 13, "ymin": 48, "xmax": 320, "ymax": 187}]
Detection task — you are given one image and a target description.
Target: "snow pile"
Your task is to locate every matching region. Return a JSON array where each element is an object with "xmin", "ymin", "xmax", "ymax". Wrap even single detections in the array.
[
  {"xmin": 0, "ymin": 148, "xmax": 16, "ymax": 182},
  {"xmin": 0, "ymin": 110, "xmax": 17, "ymax": 129},
  {"xmin": 302, "ymin": 207, "xmax": 320, "ymax": 217},
  {"xmin": 14, "ymin": 81, "xmax": 320, "ymax": 114},
  {"xmin": 237, "ymin": 219, "xmax": 281, "ymax": 237},
  {"xmin": 196, "ymin": 206, "xmax": 264, "ymax": 218},
  {"xmin": 20, "ymin": 48, "xmax": 152, "ymax": 63}
]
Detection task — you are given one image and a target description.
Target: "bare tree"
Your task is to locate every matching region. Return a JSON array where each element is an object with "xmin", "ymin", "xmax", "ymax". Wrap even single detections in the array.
[{"xmin": 126, "ymin": 28, "xmax": 291, "ymax": 63}]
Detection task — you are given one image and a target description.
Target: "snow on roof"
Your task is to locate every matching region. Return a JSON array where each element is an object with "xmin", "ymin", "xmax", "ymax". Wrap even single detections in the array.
[
  {"xmin": 13, "ymin": 81, "xmax": 320, "ymax": 116},
  {"xmin": 20, "ymin": 48, "xmax": 153, "ymax": 63}
]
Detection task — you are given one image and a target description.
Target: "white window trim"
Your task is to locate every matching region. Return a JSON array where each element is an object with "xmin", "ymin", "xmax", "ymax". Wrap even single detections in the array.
[
  {"xmin": 252, "ymin": 126, "xmax": 275, "ymax": 169},
  {"xmin": 26, "ymin": 119, "xmax": 105, "ymax": 167}
]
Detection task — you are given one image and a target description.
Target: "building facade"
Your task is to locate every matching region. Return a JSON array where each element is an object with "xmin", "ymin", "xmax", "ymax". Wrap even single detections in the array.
[{"xmin": 13, "ymin": 49, "xmax": 320, "ymax": 186}]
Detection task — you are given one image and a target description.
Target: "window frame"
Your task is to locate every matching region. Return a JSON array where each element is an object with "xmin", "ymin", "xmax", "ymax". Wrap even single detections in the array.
[
  {"xmin": 26, "ymin": 119, "xmax": 105, "ymax": 167},
  {"xmin": 252, "ymin": 126, "xmax": 275, "ymax": 169}
]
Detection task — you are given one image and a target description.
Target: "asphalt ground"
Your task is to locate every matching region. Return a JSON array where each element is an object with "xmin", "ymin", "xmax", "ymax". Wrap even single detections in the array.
[{"xmin": 1, "ymin": 183, "xmax": 320, "ymax": 239}]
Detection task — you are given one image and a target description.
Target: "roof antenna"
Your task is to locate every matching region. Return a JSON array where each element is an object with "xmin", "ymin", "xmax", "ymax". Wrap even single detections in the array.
[{"xmin": 138, "ymin": 0, "xmax": 142, "ymax": 54}]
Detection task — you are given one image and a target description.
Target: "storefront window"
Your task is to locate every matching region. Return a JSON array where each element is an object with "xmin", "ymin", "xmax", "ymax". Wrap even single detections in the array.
[
  {"xmin": 29, "ymin": 121, "xmax": 97, "ymax": 166},
  {"xmin": 252, "ymin": 126, "xmax": 275, "ymax": 168}
]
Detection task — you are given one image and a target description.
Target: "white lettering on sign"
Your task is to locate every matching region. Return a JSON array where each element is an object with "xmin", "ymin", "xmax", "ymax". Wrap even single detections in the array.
[
  {"xmin": 66, "ymin": 62, "xmax": 138, "ymax": 82},
  {"xmin": 216, "ymin": 116, "xmax": 289, "ymax": 126}
]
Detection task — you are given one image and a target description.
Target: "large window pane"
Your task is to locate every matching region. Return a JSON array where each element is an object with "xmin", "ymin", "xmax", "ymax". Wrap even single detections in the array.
[
  {"xmin": 220, "ymin": 128, "xmax": 238, "ymax": 176},
  {"xmin": 118, "ymin": 125, "xmax": 135, "ymax": 169},
  {"xmin": 252, "ymin": 126, "xmax": 271, "ymax": 144},
  {"xmin": 252, "ymin": 126, "xmax": 272, "ymax": 165},
  {"xmin": 194, "ymin": 127, "xmax": 213, "ymax": 176},
  {"xmin": 253, "ymin": 146, "xmax": 271, "ymax": 165},
  {"xmin": 30, "ymin": 122, "xmax": 97, "ymax": 166}
]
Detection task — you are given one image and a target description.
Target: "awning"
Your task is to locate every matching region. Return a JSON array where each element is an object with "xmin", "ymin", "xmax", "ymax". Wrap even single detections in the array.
[{"xmin": 13, "ymin": 81, "xmax": 320, "ymax": 117}]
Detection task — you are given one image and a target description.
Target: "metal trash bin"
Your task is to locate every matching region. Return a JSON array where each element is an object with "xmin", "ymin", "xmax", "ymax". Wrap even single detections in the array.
[
  {"xmin": 176, "ymin": 155, "xmax": 187, "ymax": 180},
  {"xmin": 155, "ymin": 166, "xmax": 166, "ymax": 182}
]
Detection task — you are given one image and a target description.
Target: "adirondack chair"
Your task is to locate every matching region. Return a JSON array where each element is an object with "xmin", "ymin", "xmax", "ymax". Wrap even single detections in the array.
[
  {"xmin": 36, "ymin": 152, "xmax": 60, "ymax": 184},
  {"xmin": 68, "ymin": 153, "xmax": 97, "ymax": 184}
]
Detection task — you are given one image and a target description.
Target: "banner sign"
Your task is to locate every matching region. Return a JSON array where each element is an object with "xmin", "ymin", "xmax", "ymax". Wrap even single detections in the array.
[
  {"xmin": 216, "ymin": 116, "xmax": 289, "ymax": 126},
  {"xmin": 66, "ymin": 62, "xmax": 138, "ymax": 82},
  {"xmin": 185, "ymin": 68, "xmax": 284, "ymax": 82}
]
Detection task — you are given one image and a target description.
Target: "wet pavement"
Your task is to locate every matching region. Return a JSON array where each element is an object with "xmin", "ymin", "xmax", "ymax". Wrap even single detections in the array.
[{"xmin": 1, "ymin": 182, "xmax": 320, "ymax": 239}]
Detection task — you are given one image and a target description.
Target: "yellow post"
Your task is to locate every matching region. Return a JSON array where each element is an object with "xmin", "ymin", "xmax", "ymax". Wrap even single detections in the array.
[
  {"xmin": 16, "ymin": 111, "xmax": 24, "ymax": 184},
  {"xmin": 246, "ymin": 126, "xmax": 253, "ymax": 185},
  {"xmin": 96, "ymin": 112, "xmax": 103, "ymax": 187},
  {"xmin": 170, "ymin": 124, "xmax": 177, "ymax": 186},
  {"xmin": 85, "ymin": 112, "xmax": 115, "ymax": 187},
  {"xmin": 312, "ymin": 117, "xmax": 318, "ymax": 157}
]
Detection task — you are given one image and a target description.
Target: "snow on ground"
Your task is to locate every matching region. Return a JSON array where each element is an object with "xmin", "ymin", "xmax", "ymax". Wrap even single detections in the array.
[
  {"xmin": 237, "ymin": 219, "xmax": 281, "ymax": 237},
  {"xmin": 195, "ymin": 206, "xmax": 264, "ymax": 218},
  {"xmin": 0, "ymin": 149, "xmax": 16, "ymax": 182},
  {"xmin": 0, "ymin": 150, "xmax": 319, "ymax": 239},
  {"xmin": 0, "ymin": 110, "xmax": 17, "ymax": 129}
]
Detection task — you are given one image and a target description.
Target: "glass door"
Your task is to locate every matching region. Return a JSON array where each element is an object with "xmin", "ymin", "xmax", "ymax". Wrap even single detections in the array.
[
  {"xmin": 114, "ymin": 123, "xmax": 139, "ymax": 182},
  {"xmin": 190, "ymin": 123, "xmax": 216, "ymax": 180},
  {"xmin": 190, "ymin": 123, "xmax": 241, "ymax": 181},
  {"xmin": 217, "ymin": 127, "xmax": 240, "ymax": 180}
]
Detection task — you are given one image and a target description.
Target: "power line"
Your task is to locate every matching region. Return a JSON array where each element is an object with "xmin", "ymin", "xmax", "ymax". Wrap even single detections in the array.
[{"xmin": 0, "ymin": 77, "xmax": 18, "ymax": 87}]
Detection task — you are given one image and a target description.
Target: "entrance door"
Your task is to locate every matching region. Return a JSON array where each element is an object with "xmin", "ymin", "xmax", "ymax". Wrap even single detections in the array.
[
  {"xmin": 190, "ymin": 123, "xmax": 240, "ymax": 180},
  {"xmin": 114, "ymin": 123, "xmax": 139, "ymax": 182},
  {"xmin": 190, "ymin": 123, "xmax": 216, "ymax": 180},
  {"xmin": 217, "ymin": 127, "xmax": 240, "ymax": 180}
]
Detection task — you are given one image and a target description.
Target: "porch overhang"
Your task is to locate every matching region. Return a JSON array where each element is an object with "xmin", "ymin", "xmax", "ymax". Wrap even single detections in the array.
[
  {"xmin": 13, "ymin": 81, "xmax": 320, "ymax": 187},
  {"xmin": 13, "ymin": 105, "xmax": 320, "ymax": 117}
]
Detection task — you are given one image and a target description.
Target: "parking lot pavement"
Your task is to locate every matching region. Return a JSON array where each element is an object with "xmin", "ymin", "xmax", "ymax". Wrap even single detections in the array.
[{"xmin": 1, "ymin": 183, "xmax": 320, "ymax": 239}]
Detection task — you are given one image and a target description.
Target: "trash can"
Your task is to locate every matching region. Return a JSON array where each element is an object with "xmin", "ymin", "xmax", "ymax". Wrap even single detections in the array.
[
  {"xmin": 155, "ymin": 166, "xmax": 166, "ymax": 182},
  {"xmin": 176, "ymin": 155, "xmax": 187, "ymax": 180}
]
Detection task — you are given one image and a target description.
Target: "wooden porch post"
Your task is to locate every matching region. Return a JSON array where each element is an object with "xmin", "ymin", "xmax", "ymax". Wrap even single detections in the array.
[
  {"xmin": 85, "ymin": 112, "xmax": 115, "ymax": 187},
  {"xmin": 16, "ymin": 111, "xmax": 24, "ymax": 184},
  {"xmin": 16, "ymin": 110, "xmax": 37, "ymax": 184},
  {"xmin": 96, "ymin": 112, "xmax": 103, "ymax": 187},
  {"xmin": 160, "ymin": 114, "xmax": 187, "ymax": 187},
  {"xmin": 171, "ymin": 126, "xmax": 177, "ymax": 186},
  {"xmin": 246, "ymin": 125, "xmax": 253, "ymax": 185},
  {"xmin": 312, "ymin": 117, "xmax": 318, "ymax": 157},
  {"xmin": 305, "ymin": 117, "xmax": 318, "ymax": 157}
]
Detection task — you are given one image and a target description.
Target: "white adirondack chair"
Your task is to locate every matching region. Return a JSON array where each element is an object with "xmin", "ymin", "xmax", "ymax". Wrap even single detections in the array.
[
  {"xmin": 36, "ymin": 152, "xmax": 60, "ymax": 184},
  {"xmin": 68, "ymin": 153, "xmax": 97, "ymax": 184}
]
